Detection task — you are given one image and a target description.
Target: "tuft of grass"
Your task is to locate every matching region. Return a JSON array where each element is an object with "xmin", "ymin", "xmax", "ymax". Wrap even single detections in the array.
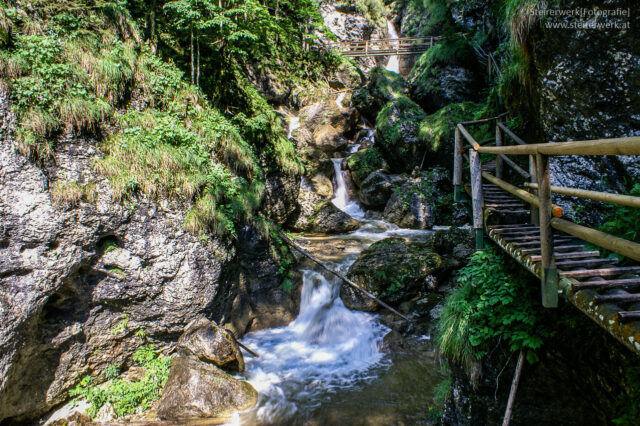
[{"xmin": 50, "ymin": 180, "xmax": 97, "ymax": 207}]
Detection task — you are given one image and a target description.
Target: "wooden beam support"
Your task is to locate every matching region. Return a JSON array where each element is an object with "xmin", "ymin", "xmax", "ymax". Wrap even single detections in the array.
[
  {"xmin": 537, "ymin": 153, "xmax": 558, "ymax": 308},
  {"xmin": 454, "ymin": 127, "xmax": 464, "ymax": 202},
  {"xmin": 470, "ymin": 149, "xmax": 484, "ymax": 249}
]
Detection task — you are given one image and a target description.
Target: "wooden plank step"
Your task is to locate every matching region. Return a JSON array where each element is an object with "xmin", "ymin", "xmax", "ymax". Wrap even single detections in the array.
[
  {"xmin": 560, "ymin": 266, "xmax": 640, "ymax": 278},
  {"xmin": 618, "ymin": 311, "xmax": 640, "ymax": 323},
  {"xmin": 556, "ymin": 258, "xmax": 619, "ymax": 269},
  {"xmin": 571, "ymin": 279, "xmax": 640, "ymax": 290},
  {"xmin": 491, "ymin": 209, "xmax": 530, "ymax": 214},
  {"xmin": 493, "ymin": 229, "xmax": 542, "ymax": 236},
  {"xmin": 529, "ymin": 251, "xmax": 600, "ymax": 262},
  {"xmin": 594, "ymin": 293, "xmax": 640, "ymax": 303},
  {"xmin": 489, "ymin": 224, "xmax": 534, "ymax": 230},
  {"xmin": 505, "ymin": 234, "xmax": 568, "ymax": 242},
  {"xmin": 520, "ymin": 244, "xmax": 585, "ymax": 254},
  {"xmin": 510, "ymin": 238, "xmax": 575, "ymax": 247}
]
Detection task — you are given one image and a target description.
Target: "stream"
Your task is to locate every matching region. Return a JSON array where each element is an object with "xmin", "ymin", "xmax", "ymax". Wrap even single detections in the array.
[{"xmin": 238, "ymin": 133, "xmax": 444, "ymax": 424}]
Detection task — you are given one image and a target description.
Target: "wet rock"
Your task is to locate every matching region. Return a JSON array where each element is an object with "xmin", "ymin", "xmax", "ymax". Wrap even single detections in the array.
[
  {"xmin": 245, "ymin": 66, "xmax": 291, "ymax": 105},
  {"xmin": 346, "ymin": 147, "xmax": 386, "ymax": 188},
  {"xmin": 433, "ymin": 226, "xmax": 474, "ymax": 265},
  {"xmin": 289, "ymin": 190, "xmax": 360, "ymax": 234},
  {"xmin": 156, "ymin": 356, "xmax": 257, "ymax": 421},
  {"xmin": 312, "ymin": 124, "xmax": 349, "ymax": 154},
  {"xmin": 374, "ymin": 96, "xmax": 427, "ymax": 173},
  {"xmin": 329, "ymin": 62, "xmax": 364, "ymax": 90},
  {"xmin": 178, "ymin": 317, "xmax": 245, "ymax": 372},
  {"xmin": 358, "ymin": 171, "xmax": 406, "ymax": 209},
  {"xmin": 353, "ymin": 67, "xmax": 407, "ymax": 122},
  {"xmin": 343, "ymin": 237, "xmax": 443, "ymax": 311},
  {"xmin": 299, "ymin": 100, "xmax": 358, "ymax": 137},
  {"xmin": 309, "ymin": 173, "xmax": 334, "ymax": 198}
]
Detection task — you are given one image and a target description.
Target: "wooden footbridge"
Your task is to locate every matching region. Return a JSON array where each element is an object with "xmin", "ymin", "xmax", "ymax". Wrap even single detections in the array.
[
  {"xmin": 328, "ymin": 36, "xmax": 439, "ymax": 57},
  {"xmin": 453, "ymin": 116, "xmax": 640, "ymax": 355}
]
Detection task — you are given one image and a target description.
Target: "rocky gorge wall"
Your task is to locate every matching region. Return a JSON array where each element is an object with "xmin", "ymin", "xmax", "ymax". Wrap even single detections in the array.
[{"xmin": 0, "ymin": 86, "xmax": 299, "ymax": 421}]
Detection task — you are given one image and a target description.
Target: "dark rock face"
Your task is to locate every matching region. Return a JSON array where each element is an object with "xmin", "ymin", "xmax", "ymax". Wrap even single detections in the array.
[
  {"xmin": 178, "ymin": 317, "xmax": 245, "ymax": 372},
  {"xmin": 289, "ymin": 190, "xmax": 361, "ymax": 234},
  {"xmin": 433, "ymin": 227, "xmax": 474, "ymax": 266},
  {"xmin": 358, "ymin": 171, "xmax": 406, "ymax": 209},
  {"xmin": 410, "ymin": 64, "xmax": 479, "ymax": 113},
  {"xmin": 524, "ymin": 0, "xmax": 640, "ymax": 223},
  {"xmin": 384, "ymin": 188, "xmax": 435, "ymax": 229},
  {"xmin": 343, "ymin": 237, "xmax": 443, "ymax": 311},
  {"xmin": 263, "ymin": 171, "xmax": 300, "ymax": 224},
  {"xmin": 156, "ymin": 356, "xmax": 257, "ymax": 421}
]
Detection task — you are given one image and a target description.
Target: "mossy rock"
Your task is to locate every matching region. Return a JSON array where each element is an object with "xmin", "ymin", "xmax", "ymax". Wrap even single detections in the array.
[
  {"xmin": 346, "ymin": 147, "xmax": 385, "ymax": 187},
  {"xmin": 342, "ymin": 237, "xmax": 443, "ymax": 311},
  {"xmin": 374, "ymin": 95, "xmax": 427, "ymax": 173},
  {"xmin": 353, "ymin": 67, "xmax": 407, "ymax": 121},
  {"xmin": 409, "ymin": 36, "xmax": 481, "ymax": 113}
]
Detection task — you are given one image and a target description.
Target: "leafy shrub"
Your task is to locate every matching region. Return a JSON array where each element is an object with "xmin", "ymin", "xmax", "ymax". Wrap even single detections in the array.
[
  {"xmin": 438, "ymin": 246, "xmax": 549, "ymax": 366},
  {"xmin": 50, "ymin": 180, "xmax": 97, "ymax": 207},
  {"xmin": 599, "ymin": 183, "xmax": 640, "ymax": 263},
  {"xmin": 70, "ymin": 345, "xmax": 171, "ymax": 419}
]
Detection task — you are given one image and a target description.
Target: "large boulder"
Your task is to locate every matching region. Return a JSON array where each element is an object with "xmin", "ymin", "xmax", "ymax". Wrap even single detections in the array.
[
  {"xmin": 328, "ymin": 61, "xmax": 364, "ymax": 90},
  {"xmin": 358, "ymin": 171, "xmax": 405, "ymax": 209},
  {"xmin": 289, "ymin": 190, "xmax": 360, "ymax": 234},
  {"xmin": 178, "ymin": 318, "xmax": 245, "ymax": 372},
  {"xmin": 263, "ymin": 171, "xmax": 300, "ymax": 224},
  {"xmin": 342, "ymin": 238, "xmax": 444, "ymax": 311},
  {"xmin": 299, "ymin": 99, "xmax": 358, "ymax": 137},
  {"xmin": 312, "ymin": 124, "xmax": 349, "ymax": 154},
  {"xmin": 433, "ymin": 226, "xmax": 474, "ymax": 266},
  {"xmin": 374, "ymin": 96, "xmax": 427, "ymax": 173},
  {"xmin": 408, "ymin": 36, "xmax": 482, "ymax": 114},
  {"xmin": 353, "ymin": 67, "xmax": 407, "ymax": 121},
  {"xmin": 346, "ymin": 147, "xmax": 386, "ymax": 188},
  {"xmin": 156, "ymin": 356, "xmax": 257, "ymax": 421},
  {"xmin": 383, "ymin": 168, "xmax": 453, "ymax": 228}
]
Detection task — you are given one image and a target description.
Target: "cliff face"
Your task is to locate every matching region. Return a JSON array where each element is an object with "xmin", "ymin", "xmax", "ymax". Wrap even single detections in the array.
[
  {"xmin": 0, "ymin": 87, "xmax": 297, "ymax": 421},
  {"xmin": 526, "ymin": 0, "xmax": 640, "ymax": 220}
]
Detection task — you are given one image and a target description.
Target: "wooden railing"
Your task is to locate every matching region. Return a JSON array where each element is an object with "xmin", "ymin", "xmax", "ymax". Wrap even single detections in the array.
[
  {"xmin": 454, "ymin": 117, "xmax": 640, "ymax": 306},
  {"xmin": 328, "ymin": 36, "xmax": 440, "ymax": 57},
  {"xmin": 453, "ymin": 117, "xmax": 640, "ymax": 354}
]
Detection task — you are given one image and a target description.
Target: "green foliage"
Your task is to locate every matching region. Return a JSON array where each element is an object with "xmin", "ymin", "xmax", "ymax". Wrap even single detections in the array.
[
  {"xmin": 353, "ymin": 66, "xmax": 407, "ymax": 119},
  {"xmin": 70, "ymin": 345, "xmax": 171, "ymax": 419},
  {"xmin": 50, "ymin": 180, "xmax": 98, "ymax": 207},
  {"xmin": 599, "ymin": 184, "xmax": 640, "ymax": 263},
  {"xmin": 110, "ymin": 313, "xmax": 129, "ymax": 334},
  {"xmin": 346, "ymin": 147, "xmax": 384, "ymax": 185},
  {"xmin": 419, "ymin": 101, "xmax": 485, "ymax": 154},
  {"xmin": 438, "ymin": 246, "xmax": 549, "ymax": 366},
  {"xmin": 613, "ymin": 366, "xmax": 640, "ymax": 425}
]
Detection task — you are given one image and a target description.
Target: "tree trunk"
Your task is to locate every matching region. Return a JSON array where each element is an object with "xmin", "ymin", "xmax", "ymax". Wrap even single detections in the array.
[
  {"xmin": 196, "ymin": 34, "xmax": 201, "ymax": 87},
  {"xmin": 190, "ymin": 27, "xmax": 195, "ymax": 85}
]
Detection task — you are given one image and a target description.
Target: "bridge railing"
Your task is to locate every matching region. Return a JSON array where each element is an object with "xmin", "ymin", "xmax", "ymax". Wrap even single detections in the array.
[
  {"xmin": 327, "ymin": 36, "xmax": 441, "ymax": 57},
  {"xmin": 453, "ymin": 117, "xmax": 640, "ymax": 308}
]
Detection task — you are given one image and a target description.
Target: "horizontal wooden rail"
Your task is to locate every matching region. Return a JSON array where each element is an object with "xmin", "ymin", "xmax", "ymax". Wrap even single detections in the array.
[
  {"xmin": 457, "ymin": 123, "xmax": 478, "ymax": 148},
  {"xmin": 498, "ymin": 154, "xmax": 530, "ymax": 178},
  {"xmin": 497, "ymin": 122, "xmax": 526, "ymax": 145},
  {"xmin": 482, "ymin": 172, "xmax": 563, "ymax": 217},
  {"xmin": 551, "ymin": 218, "xmax": 640, "ymax": 262},
  {"xmin": 461, "ymin": 112, "xmax": 508, "ymax": 126},
  {"xmin": 525, "ymin": 183, "xmax": 640, "ymax": 208},
  {"xmin": 475, "ymin": 137, "xmax": 640, "ymax": 156}
]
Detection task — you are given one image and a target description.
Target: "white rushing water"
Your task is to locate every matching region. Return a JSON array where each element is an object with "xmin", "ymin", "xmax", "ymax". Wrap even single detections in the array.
[
  {"xmin": 385, "ymin": 20, "xmax": 400, "ymax": 74},
  {"xmin": 240, "ymin": 270, "xmax": 389, "ymax": 424},
  {"xmin": 335, "ymin": 92, "xmax": 347, "ymax": 110},
  {"xmin": 330, "ymin": 158, "xmax": 366, "ymax": 220},
  {"xmin": 287, "ymin": 117, "xmax": 300, "ymax": 139}
]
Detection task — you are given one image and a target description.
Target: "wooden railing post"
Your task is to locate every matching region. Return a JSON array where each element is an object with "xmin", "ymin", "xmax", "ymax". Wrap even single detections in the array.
[
  {"xmin": 470, "ymin": 149, "xmax": 484, "ymax": 250},
  {"xmin": 454, "ymin": 127, "xmax": 464, "ymax": 202},
  {"xmin": 529, "ymin": 155, "xmax": 539, "ymax": 225},
  {"xmin": 536, "ymin": 153, "xmax": 558, "ymax": 308},
  {"xmin": 495, "ymin": 120, "xmax": 504, "ymax": 179},
  {"xmin": 365, "ymin": 40, "xmax": 369, "ymax": 56}
]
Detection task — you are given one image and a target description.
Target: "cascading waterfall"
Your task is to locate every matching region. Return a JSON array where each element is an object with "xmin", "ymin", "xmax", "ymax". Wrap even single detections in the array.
[
  {"xmin": 240, "ymin": 271, "xmax": 389, "ymax": 424},
  {"xmin": 331, "ymin": 158, "xmax": 366, "ymax": 219},
  {"xmin": 287, "ymin": 117, "xmax": 300, "ymax": 139},
  {"xmin": 385, "ymin": 20, "xmax": 400, "ymax": 74}
]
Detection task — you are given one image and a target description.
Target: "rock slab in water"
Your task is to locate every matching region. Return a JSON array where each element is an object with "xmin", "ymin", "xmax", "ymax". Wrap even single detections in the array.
[
  {"xmin": 358, "ymin": 171, "xmax": 405, "ymax": 209},
  {"xmin": 343, "ymin": 237, "xmax": 443, "ymax": 311},
  {"xmin": 178, "ymin": 317, "xmax": 245, "ymax": 372},
  {"xmin": 289, "ymin": 190, "xmax": 360, "ymax": 234},
  {"xmin": 157, "ymin": 356, "xmax": 257, "ymax": 421}
]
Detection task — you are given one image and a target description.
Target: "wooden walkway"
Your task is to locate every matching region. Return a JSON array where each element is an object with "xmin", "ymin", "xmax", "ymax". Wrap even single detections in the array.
[
  {"xmin": 454, "ymin": 117, "xmax": 640, "ymax": 355},
  {"xmin": 328, "ymin": 36, "xmax": 439, "ymax": 57}
]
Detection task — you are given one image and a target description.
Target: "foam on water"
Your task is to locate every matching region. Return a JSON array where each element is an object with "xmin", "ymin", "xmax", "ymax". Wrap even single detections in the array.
[
  {"xmin": 330, "ymin": 158, "xmax": 366, "ymax": 219},
  {"xmin": 240, "ymin": 271, "xmax": 389, "ymax": 424}
]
